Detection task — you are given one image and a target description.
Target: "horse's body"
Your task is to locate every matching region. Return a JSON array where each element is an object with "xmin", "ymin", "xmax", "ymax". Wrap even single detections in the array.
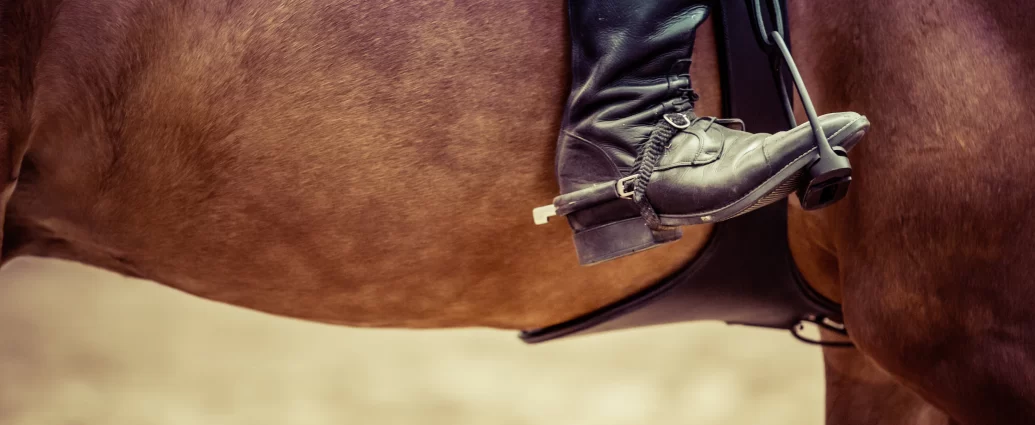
[{"xmin": 1, "ymin": 0, "xmax": 1033, "ymax": 423}]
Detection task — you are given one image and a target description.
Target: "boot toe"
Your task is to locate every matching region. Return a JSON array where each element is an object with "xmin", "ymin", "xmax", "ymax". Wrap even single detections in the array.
[
  {"xmin": 762, "ymin": 112, "xmax": 869, "ymax": 168},
  {"xmin": 816, "ymin": 112, "xmax": 869, "ymax": 151}
]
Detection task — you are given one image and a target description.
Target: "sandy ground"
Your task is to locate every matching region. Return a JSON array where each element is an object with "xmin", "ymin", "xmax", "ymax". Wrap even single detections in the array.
[{"xmin": 0, "ymin": 257, "xmax": 825, "ymax": 425}]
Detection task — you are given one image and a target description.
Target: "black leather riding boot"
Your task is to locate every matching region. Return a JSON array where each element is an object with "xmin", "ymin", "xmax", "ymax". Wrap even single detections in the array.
[{"xmin": 534, "ymin": 0, "xmax": 870, "ymax": 265}]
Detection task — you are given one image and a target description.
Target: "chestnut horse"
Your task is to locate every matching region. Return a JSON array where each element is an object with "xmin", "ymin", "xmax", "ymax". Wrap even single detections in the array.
[{"xmin": 2, "ymin": 0, "xmax": 1033, "ymax": 423}]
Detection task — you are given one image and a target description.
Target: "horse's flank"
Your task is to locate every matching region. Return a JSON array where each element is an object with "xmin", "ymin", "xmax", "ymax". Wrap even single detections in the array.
[
  {"xmin": 4, "ymin": 0, "xmax": 1035, "ymax": 422},
  {"xmin": 0, "ymin": 0, "xmax": 714, "ymax": 329}
]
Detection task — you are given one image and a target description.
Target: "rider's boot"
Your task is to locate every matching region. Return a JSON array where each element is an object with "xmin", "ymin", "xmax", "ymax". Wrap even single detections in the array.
[{"xmin": 533, "ymin": 0, "xmax": 870, "ymax": 265}]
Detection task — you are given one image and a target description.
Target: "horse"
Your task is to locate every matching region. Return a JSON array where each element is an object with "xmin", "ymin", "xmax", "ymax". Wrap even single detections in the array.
[{"xmin": 1, "ymin": 0, "xmax": 1033, "ymax": 423}]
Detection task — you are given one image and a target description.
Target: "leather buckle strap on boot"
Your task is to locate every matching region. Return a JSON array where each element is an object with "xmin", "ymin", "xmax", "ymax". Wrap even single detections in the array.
[
  {"xmin": 534, "ymin": 112, "xmax": 690, "ymax": 227},
  {"xmin": 535, "ymin": 111, "xmax": 758, "ymax": 227},
  {"xmin": 616, "ymin": 175, "xmax": 636, "ymax": 199}
]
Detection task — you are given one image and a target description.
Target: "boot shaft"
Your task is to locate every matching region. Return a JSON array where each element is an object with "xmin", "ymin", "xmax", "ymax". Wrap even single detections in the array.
[
  {"xmin": 559, "ymin": 0, "xmax": 711, "ymax": 194},
  {"xmin": 563, "ymin": 1, "xmax": 711, "ymax": 139}
]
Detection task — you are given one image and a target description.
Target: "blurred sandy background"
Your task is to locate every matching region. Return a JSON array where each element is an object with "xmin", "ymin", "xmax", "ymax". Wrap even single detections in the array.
[{"xmin": 0, "ymin": 257, "xmax": 825, "ymax": 425}]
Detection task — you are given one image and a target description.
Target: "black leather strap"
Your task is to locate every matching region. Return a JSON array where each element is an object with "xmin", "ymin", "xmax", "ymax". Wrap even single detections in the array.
[{"xmin": 717, "ymin": 0, "xmax": 791, "ymax": 133}]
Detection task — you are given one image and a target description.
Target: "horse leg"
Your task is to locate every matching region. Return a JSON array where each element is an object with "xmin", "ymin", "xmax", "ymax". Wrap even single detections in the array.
[
  {"xmin": 790, "ymin": 211, "xmax": 953, "ymax": 423},
  {"xmin": 821, "ymin": 331, "xmax": 955, "ymax": 425},
  {"xmin": 790, "ymin": 0, "xmax": 1035, "ymax": 422}
]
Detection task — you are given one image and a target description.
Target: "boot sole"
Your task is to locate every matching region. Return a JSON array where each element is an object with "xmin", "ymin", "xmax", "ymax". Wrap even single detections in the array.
[{"xmin": 657, "ymin": 116, "xmax": 870, "ymax": 227}]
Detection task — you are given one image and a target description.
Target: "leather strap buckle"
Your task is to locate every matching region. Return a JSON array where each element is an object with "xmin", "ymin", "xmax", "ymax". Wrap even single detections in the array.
[
  {"xmin": 616, "ymin": 175, "xmax": 637, "ymax": 199},
  {"xmin": 663, "ymin": 113, "xmax": 693, "ymax": 129}
]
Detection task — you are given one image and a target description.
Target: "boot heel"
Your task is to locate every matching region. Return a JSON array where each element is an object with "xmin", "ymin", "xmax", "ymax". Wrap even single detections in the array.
[{"xmin": 571, "ymin": 216, "xmax": 682, "ymax": 265}]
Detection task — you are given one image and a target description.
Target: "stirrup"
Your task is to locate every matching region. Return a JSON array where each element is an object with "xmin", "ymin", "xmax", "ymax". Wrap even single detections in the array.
[
  {"xmin": 749, "ymin": 0, "xmax": 853, "ymax": 209},
  {"xmin": 768, "ymin": 32, "xmax": 852, "ymax": 210}
]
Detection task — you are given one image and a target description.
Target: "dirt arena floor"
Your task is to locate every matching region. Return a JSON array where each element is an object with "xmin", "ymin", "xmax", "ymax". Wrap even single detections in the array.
[{"xmin": 0, "ymin": 257, "xmax": 825, "ymax": 425}]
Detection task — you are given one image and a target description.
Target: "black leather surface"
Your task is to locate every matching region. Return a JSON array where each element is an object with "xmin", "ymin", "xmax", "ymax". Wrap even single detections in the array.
[
  {"xmin": 552, "ymin": 0, "xmax": 867, "ymax": 265},
  {"xmin": 556, "ymin": 0, "xmax": 709, "ymax": 240},
  {"xmin": 557, "ymin": 2, "xmax": 708, "ymax": 195},
  {"xmin": 646, "ymin": 113, "xmax": 865, "ymax": 216},
  {"xmin": 717, "ymin": 0, "xmax": 790, "ymax": 133},
  {"xmin": 521, "ymin": 0, "xmax": 846, "ymax": 343},
  {"xmin": 521, "ymin": 202, "xmax": 842, "ymax": 342}
]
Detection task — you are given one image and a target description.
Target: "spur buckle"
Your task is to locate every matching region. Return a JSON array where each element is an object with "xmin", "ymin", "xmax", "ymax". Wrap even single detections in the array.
[{"xmin": 617, "ymin": 175, "xmax": 637, "ymax": 199}]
